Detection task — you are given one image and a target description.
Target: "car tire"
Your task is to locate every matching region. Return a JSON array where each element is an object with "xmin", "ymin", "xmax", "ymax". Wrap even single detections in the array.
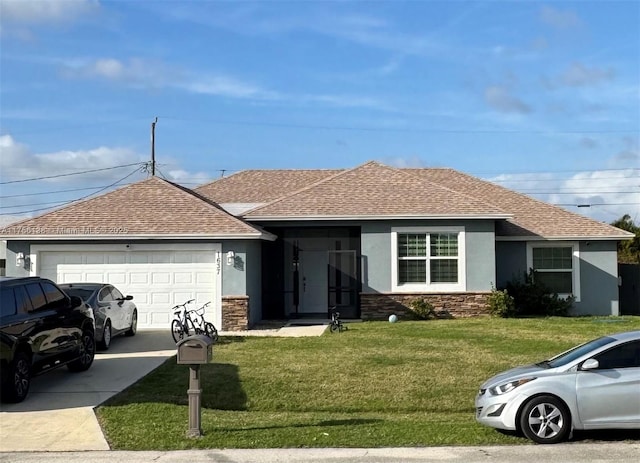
[
  {"xmin": 68, "ymin": 330, "xmax": 96, "ymax": 372},
  {"xmin": 125, "ymin": 310, "xmax": 137, "ymax": 337},
  {"xmin": 519, "ymin": 395, "xmax": 571, "ymax": 444},
  {"xmin": 98, "ymin": 320, "xmax": 112, "ymax": 350},
  {"xmin": 1, "ymin": 351, "xmax": 31, "ymax": 403}
]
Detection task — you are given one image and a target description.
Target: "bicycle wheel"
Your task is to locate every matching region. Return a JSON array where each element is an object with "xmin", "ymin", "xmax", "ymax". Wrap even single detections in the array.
[
  {"xmin": 330, "ymin": 322, "xmax": 340, "ymax": 333},
  {"xmin": 204, "ymin": 322, "xmax": 219, "ymax": 342},
  {"xmin": 171, "ymin": 319, "xmax": 184, "ymax": 343}
]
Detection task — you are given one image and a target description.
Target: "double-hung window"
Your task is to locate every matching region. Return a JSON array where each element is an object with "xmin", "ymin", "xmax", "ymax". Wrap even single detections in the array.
[
  {"xmin": 527, "ymin": 242, "xmax": 580, "ymax": 300},
  {"xmin": 392, "ymin": 227, "xmax": 465, "ymax": 292}
]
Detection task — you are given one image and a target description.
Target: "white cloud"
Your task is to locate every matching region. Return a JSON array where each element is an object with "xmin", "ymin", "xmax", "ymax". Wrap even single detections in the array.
[
  {"xmin": 484, "ymin": 86, "xmax": 532, "ymax": 114},
  {"xmin": 489, "ymin": 169, "xmax": 640, "ymax": 223},
  {"xmin": 539, "ymin": 6, "xmax": 583, "ymax": 30},
  {"xmin": 163, "ymin": 169, "xmax": 212, "ymax": 186},
  {"xmin": 560, "ymin": 63, "xmax": 615, "ymax": 87},
  {"xmin": 181, "ymin": 76, "xmax": 278, "ymax": 99},
  {"xmin": 61, "ymin": 57, "xmax": 179, "ymax": 86},
  {"xmin": 0, "ymin": 134, "xmax": 143, "ymax": 184},
  {"xmin": 60, "ymin": 56, "xmax": 387, "ymax": 110},
  {"xmin": 1, "ymin": 0, "xmax": 99, "ymax": 24}
]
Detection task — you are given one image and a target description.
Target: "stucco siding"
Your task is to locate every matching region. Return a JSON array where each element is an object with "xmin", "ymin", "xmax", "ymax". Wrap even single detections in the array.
[
  {"xmin": 361, "ymin": 220, "xmax": 496, "ymax": 293},
  {"xmin": 575, "ymin": 241, "xmax": 619, "ymax": 316},
  {"xmin": 360, "ymin": 222, "xmax": 392, "ymax": 292},
  {"xmin": 464, "ymin": 221, "xmax": 496, "ymax": 291}
]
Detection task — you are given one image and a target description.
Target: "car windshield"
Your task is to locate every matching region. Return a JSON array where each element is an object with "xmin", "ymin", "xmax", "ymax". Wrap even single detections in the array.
[
  {"xmin": 542, "ymin": 336, "xmax": 616, "ymax": 368},
  {"xmin": 62, "ymin": 288, "xmax": 96, "ymax": 301}
]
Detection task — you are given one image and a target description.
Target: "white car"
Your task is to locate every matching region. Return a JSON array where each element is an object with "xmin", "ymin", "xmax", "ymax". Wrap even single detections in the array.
[
  {"xmin": 60, "ymin": 283, "xmax": 137, "ymax": 350},
  {"xmin": 475, "ymin": 330, "xmax": 640, "ymax": 444}
]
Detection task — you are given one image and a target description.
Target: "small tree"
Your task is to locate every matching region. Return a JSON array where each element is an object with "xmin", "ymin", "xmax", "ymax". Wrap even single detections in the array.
[
  {"xmin": 611, "ymin": 214, "xmax": 640, "ymax": 264},
  {"xmin": 487, "ymin": 286, "xmax": 516, "ymax": 318}
]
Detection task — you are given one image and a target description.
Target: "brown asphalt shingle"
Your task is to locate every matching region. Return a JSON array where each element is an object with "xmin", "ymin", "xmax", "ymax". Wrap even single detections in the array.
[
  {"xmin": 408, "ymin": 168, "xmax": 631, "ymax": 238},
  {"xmin": 243, "ymin": 161, "xmax": 509, "ymax": 218},
  {"xmin": 0, "ymin": 177, "xmax": 265, "ymax": 238},
  {"xmin": 196, "ymin": 169, "xmax": 343, "ymax": 203}
]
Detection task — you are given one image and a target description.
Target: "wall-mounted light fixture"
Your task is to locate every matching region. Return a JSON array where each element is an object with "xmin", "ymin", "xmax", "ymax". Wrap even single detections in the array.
[
  {"xmin": 226, "ymin": 250, "xmax": 235, "ymax": 266},
  {"xmin": 16, "ymin": 252, "xmax": 25, "ymax": 267}
]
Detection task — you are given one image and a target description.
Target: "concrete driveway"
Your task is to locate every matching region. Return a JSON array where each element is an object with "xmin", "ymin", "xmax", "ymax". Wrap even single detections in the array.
[{"xmin": 0, "ymin": 330, "xmax": 177, "ymax": 451}]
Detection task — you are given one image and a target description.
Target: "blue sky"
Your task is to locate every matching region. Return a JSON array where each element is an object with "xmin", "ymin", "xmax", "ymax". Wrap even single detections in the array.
[{"xmin": 0, "ymin": 0, "xmax": 638, "ymax": 225}]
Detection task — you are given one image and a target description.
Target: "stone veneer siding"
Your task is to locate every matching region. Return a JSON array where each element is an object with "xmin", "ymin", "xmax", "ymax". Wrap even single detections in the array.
[
  {"xmin": 360, "ymin": 292, "xmax": 490, "ymax": 320},
  {"xmin": 222, "ymin": 295, "xmax": 249, "ymax": 331}
]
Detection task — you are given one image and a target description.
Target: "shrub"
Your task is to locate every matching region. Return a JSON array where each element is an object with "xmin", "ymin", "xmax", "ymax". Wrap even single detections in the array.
[
  {"xmin": 408, "ymin": 298, "xmax": 436, "ymax": 320},
  {"xmin": 505, "ymin": 269, "xmax": 574, "ymax": 317},
  {"xmin": 487, "ymin": 287, "xmax": 516, "ymax": 318}
]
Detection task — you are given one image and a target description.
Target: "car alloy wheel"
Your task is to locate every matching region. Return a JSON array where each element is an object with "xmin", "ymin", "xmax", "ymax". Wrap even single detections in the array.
[
  {"xmin": 520, "ymin": 395, "xmax": 571, "ymax": 444},
  {"xmin": 4, "ymin": 352, "xmax": 31, "ymax": 403},
  {"xmin": 99, "ymin": 321, "xmax": 112, "ymax": 350},
  {"xmin": 68, "ymin": 330, "xmax": 95, "ymax": 372},
  {"xmin": 125, "ymin": 310, "xmax": 137, "ymax": 337}
]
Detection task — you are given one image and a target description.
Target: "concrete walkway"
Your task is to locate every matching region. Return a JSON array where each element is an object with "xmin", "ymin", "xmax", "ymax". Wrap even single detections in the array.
[{"xmin": 0, "ymin": 324, "xmax": 327, "ymax": 452}]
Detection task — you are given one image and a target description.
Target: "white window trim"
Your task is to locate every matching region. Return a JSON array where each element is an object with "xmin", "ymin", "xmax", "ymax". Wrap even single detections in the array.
[
  {"xmin": 391, "ymin": 226, "xmax": 466, "ymax": 293},
  {"xmin": 526, "ymin": 241, "xmax": 581, "ymax": 302}
]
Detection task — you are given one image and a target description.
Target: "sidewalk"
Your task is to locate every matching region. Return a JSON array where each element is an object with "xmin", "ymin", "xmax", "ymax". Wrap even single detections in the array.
[{"xmin": 1, "ymin": 443, "xmax": 640, "ymax": 463}]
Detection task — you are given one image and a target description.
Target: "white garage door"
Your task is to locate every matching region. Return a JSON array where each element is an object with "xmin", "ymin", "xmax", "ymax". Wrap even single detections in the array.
[{"xmin": 35, "ymin": 244, "xmax": 221, "ymax": 330}]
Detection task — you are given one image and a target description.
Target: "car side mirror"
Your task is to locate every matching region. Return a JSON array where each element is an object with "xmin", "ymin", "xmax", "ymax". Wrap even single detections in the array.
[
  {"xmin": 125, "ymin": 295, "xmax": 133, "ymax": 301},
  {"xmin": 581, "ymin": 358, "xmax": 599, "ymax": 370}
]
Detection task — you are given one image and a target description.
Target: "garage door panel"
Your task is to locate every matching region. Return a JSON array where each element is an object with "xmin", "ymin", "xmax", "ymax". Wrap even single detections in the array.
[
  {"xmin": 152, "ymin": 273, "xmax": 171, "ymax": 284},
  {"xmin": 130, "ymin": 272, "xmax": 149, "ymax": 284},
  {"xmin": 174, "ymin": 272, "xmax": 193, "ymax": 284},
  {"xmin": 38, "ymin": 247, "xmax": 221, "ymax": 329},
  {"xmin": 196, "ymin": 272, "xmax": 215, "ymax": 284}
]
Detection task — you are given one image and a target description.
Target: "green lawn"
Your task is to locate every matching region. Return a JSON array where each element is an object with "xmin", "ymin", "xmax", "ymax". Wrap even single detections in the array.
[{"xmin": 97, "ymin": 316, "xmax": 640, "ymax": 449}]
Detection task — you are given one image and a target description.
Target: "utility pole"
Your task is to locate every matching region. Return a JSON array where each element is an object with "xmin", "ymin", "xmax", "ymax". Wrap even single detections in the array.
[{"xmin": 150, "ymin": 117, "xmax": 158, "ymax": 176}]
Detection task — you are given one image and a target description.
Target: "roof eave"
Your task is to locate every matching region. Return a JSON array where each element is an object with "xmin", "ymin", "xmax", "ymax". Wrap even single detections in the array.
[
  {"xmin": 245, "ymin": 213, "xmax": 513, "ymax": 221},
  {"xmin": 1, "ymin": 232, "xmax": 277, "ymax": 241},
  {"xmin": 496, "ymin": 234, "xmax": 634, "ymax": 241}
]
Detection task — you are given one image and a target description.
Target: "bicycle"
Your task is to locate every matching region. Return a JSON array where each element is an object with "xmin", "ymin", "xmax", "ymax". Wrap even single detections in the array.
[
  {"xmin": 329, "ymin": 307, "xmax": 346, "ymax": 333},
  {"xmin": 170, "ymin": 300, "xmax": 219, "ymax": 343},
  {"xmin": 191, "ymin": 301, "xmax": 219, "ymax": 342}
]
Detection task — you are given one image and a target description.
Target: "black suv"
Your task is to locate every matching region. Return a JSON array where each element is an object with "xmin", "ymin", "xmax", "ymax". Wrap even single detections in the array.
[{"xmin": 0, "ymin": 276, "xmax": 96, "ymax": 403}]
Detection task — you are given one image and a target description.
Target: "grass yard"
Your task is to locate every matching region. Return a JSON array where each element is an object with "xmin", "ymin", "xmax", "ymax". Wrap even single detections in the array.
[{"xmin": 96, "ymin": 316, "xmax": 640, "ymax": 449}]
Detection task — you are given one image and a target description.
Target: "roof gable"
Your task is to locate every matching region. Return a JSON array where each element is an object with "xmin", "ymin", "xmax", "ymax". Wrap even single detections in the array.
[
  {"xmin": 243, "ymin": 161, "xmax": 509, "ymax": 219},
  {"xmin": 1, "ymin": 177, "xmax": 267, "ymax": 239}
]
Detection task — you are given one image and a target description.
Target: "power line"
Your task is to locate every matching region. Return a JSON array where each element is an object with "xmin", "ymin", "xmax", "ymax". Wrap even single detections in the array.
[
  {"xmin": 0, "ymin": 200, "xmax": 73, "ymax": 210},
  {"xmin": 0, "ymin": 163, "xmax": 144, "ymax": 185},
  {"xmin": 156, "ymin": 115, "xmax": 640, "ymax": 135},
  {"xmin": 0, "ymin": 184, "xmax": 137, "ymax": 199},
  {"xmin": 0, "ymin": 167, "xmax": 143, "ymax": 216}
]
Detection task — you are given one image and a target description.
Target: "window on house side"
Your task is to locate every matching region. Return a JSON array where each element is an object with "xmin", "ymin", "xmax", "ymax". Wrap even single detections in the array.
[
  {"xmin": 397, "ymin": 232, "xmax": 459, "ymax": 285},
  {"xmin": 532, "ymin": 247, "xmax": 573, "ymax": 294}
]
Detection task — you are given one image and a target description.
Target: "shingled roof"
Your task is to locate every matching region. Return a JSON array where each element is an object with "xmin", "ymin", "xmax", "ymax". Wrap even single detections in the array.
[
  {"xmin": 242, "ymin": 161, "xmax": 509, "ymax": 219},
  {"xmin": 0, "ymin": 176, "xmax": 272, "ymax": 240},
  {"xmin": 408, "ymin": 168, "xmax": 631, "ymax": 239},
  {"xmin": 196, "ymin": 161, "xmax": 631, "ymax": 240},
  {"xmin": 196, "ymin": 169, "xmax": 342, "ymax": 203}
]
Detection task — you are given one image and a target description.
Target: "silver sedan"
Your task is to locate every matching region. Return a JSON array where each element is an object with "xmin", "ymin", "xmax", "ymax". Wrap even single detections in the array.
[
  {"xmin": 60, "ymin": 283, "xmax": 137, "ymax": 350},
  {"xmin": 475, "ymin": 330, "xmax": 640, "ymax": 444}
]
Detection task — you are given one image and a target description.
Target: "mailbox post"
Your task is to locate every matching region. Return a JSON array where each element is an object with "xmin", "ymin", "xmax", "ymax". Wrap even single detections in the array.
[{"xmin": 176, "ymin": 335, "xmax": 213, "ymax": 438}]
